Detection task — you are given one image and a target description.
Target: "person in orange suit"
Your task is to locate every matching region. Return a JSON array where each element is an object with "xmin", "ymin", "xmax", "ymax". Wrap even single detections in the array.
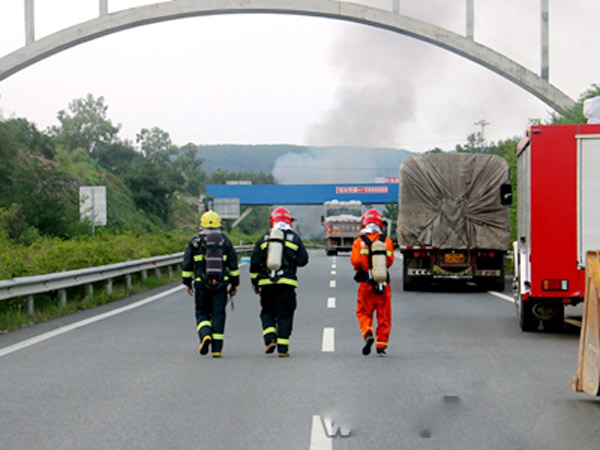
[{"xmin": 350, "ymin": 209, "xmax": 395, "ymax": 356}]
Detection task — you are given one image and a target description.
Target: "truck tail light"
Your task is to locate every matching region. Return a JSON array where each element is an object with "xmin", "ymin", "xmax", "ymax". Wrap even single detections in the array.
[
  {"xmin": 541, "ymin": 279, "xmax": 568, "ymax": 291},
  {"xmin": 478, "ymin": 251, "xmax": 496, "ymax": 258}
]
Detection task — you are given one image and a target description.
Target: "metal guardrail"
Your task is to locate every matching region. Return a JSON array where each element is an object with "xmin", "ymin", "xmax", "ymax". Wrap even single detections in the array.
[{"xmin": 0, "ymin": 245, "xmax": 254, "ymax": 314}]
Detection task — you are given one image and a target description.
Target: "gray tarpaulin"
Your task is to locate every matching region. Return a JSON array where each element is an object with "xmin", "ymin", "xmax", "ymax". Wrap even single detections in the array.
[{"xmin": 398, "ymin": 153, "xmax": 511, "ymax": 249}]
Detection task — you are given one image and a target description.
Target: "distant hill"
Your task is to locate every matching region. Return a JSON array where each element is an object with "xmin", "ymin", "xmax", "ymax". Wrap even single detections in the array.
[
  {"xmin": 195, "ymin": 144, "xmax": 414, "ymax": 181},
  {"xmin": 195, "ymin": 144, "xmax": 307, "ymax": 174}
]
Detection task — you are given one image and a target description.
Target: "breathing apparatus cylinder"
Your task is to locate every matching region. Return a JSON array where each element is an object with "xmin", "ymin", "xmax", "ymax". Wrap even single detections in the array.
[
  {"xmin": 267, "ymin": 228, "xmax": 284, "ymax": 273},
  {"xmin": 371, "ymin": 240, "xmax": 388, "ymax": 284}
]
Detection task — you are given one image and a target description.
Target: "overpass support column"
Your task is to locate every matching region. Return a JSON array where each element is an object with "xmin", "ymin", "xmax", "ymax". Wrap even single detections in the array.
[
  {"xmin": 25, "ymin": 0, "xmax": 35, "ymax": 44},
  {"xmin": 100, "ymin": 0, "xmax": 108, "ymax": 16},
  {"xmin": 541, "ymin": 0, "xmax": 549, "ymax": 80},
  {"xmin": 466, "ymin": 0, "xmax": 474, "ymax": 40}
]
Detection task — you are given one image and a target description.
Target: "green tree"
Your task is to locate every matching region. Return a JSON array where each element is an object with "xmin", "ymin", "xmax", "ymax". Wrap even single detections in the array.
[
  {"xmin": 135, "ymin": 126, "xmax": 183, "ymax": 190},
  {"xmin": 0, "ymin": 204, "xmax": 39, "ymax": 244},
  {"xmin": 551, "ymin": 84, "xmax": 600, "ymax": 124},
  {"xmin": 10, "ymin": 161, "xmax": 80, "ymax": 238},
  {"xmin": 230, "ymin": 205, "xmax": 271, "ymax": 235},
  {"xmin": 173, "ymin": 143, "xmax": 206, "ymax": 196},
  {"xmin": 11, "ymin": 118, "xmax": 56, "ymax": 159},
  {"xmin": 0, "ymin": 118, "xmax": 55, "ymax": 159},
  {"xmin": 136, "ymin": 126, "xmax": 177, "ymax": 166},
  {"xmin": 51, "ymin": 94, "xmax": 120, "ymax": 155},
  {"xmin": 94, "ymin": 140, "xmax": 138, "ymax": 176},
  {"xmin": 124, "ymin": 158, "xmax": 176, "ymax": 223},
  {"xmin": 482, "ymin": 138, "xmax": 519, "ymax": 242},
  {"xmin": 456, "ymin": 133, "xmax": 486, "ymax": 153},
  {"xmin": 383, "ymin": 200, "xmax": 398, "ymax": 222}
]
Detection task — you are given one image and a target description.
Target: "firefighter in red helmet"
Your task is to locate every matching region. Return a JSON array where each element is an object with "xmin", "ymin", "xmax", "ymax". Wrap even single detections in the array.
[
  {"xmin": 249, "ymin": 207, "xmax": 309, "ymax": 357},
  {"xmin": 350, "ymin": 209, "xmax": 395, "ymax": 356}
]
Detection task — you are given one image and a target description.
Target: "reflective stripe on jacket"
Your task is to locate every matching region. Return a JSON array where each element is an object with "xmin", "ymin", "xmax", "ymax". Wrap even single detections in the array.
[
  {"xmin": 249, "ymin": 229, "xmax": 308, "ymax": 288},
  {"xmin": 350, "ymin": 232, "xmax": 395, "ymax": 274}
]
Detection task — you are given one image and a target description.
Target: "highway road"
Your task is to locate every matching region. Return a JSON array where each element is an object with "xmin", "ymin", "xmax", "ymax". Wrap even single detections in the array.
[{"xmin": 1, "ymin": 250, "xmax": 599, "ymax": 450}]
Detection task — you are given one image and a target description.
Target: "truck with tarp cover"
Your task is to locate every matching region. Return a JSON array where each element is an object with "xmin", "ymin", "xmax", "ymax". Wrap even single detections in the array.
[
  {"xmin": 322, "ymin": 200, "xmax": 363, "ymax": 255},
  {"xmin": 397, "ymin": 153, "xmax": 512, "ymax": 291}
]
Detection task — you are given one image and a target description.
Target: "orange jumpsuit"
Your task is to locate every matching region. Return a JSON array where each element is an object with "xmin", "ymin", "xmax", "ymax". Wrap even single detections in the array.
[{"xmin": 350, "ymin": 232, "xmax": 395, "ymax": 350}]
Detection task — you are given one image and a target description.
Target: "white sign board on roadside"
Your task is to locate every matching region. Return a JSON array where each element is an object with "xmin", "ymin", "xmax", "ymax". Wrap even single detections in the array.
[
  {"xmin": 79, "ymin": 186, "xmax": 107, "ymax": 226},
  {"xmin": 213, "ymin": 198, "xmax": 240, "ymax": 219}
]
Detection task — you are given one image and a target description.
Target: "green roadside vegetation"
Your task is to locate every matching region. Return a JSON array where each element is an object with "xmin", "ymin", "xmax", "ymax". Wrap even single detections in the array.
[
  {"xmin": 0, "ymin": 274, "xmax": 177, "ymax": 333},
  {"xmin": 0, "ymin": 94, "xmax": 274, "ymax": 332}
]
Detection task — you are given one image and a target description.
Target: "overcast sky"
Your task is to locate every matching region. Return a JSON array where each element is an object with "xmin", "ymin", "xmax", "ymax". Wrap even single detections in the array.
[{"xmin": 0, "ymin": 0, "xmax": 599, "ymax": 156}]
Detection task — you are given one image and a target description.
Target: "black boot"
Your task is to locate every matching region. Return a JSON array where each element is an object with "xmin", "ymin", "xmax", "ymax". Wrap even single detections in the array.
[{"xmin": 362, "ymin": 331, "xmax": 374, "ymax": 356}]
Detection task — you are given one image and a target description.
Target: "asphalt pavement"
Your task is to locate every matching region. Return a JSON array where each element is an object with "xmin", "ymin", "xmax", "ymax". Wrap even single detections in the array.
[{"xmin": 1, "ymin": 250, "xmax": 599, "ymax": 450}]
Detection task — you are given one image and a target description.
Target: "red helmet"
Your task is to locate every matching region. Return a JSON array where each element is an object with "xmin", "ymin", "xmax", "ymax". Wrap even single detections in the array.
[
  {"xmin": 362, "ymin": 209, "xmax": 384, "ymax": 228},
  {"xmin": 270, "ymin": 207, "xmax": 292, "ymax": 227}
]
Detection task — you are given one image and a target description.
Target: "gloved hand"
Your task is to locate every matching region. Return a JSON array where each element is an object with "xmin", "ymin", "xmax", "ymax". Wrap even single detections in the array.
[{"xmin": 353, "ymin": 270, "xmax": 368, "ymax": 283}]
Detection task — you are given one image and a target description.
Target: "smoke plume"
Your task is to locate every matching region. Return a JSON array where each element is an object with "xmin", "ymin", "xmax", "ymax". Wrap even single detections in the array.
[
  {"xmin": 272, "ymin": 146, "xmax": 377, "ymax": 184},
  {"xmin": 304, "ymin": 27, "xmax": 419, "ymax": 148}
]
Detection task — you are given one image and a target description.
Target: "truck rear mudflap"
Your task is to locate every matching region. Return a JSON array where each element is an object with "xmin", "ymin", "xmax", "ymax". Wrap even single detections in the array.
[{"xmin": 432, "ymin": 264, "xmax": 473, "ymax": 279}]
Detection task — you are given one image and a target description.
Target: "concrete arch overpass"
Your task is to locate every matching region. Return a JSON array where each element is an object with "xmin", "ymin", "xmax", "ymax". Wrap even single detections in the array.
[{"xmin": 0, "ymin": 0, "xmax": 575, "ymax": 114}]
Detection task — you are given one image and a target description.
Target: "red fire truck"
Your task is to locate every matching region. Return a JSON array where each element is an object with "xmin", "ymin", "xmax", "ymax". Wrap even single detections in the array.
[{"xmin": 513, "ymin": 124, "xmax": 600, "ymax": 331}]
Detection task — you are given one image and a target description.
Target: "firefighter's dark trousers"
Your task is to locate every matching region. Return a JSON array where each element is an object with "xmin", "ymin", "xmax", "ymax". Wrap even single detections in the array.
[
  {"xmin": 259, "ymin": 284, "xmax": 297, "ymax": 352},
  {"xmin": 195, "ymin": 284, "xmax": 228, "ymax": 353}
]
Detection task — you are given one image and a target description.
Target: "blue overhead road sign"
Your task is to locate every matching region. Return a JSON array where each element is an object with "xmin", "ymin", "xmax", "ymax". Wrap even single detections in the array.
[{"xmin": 205, "ymin": 183, "xmax": 398, "ymax": 205}]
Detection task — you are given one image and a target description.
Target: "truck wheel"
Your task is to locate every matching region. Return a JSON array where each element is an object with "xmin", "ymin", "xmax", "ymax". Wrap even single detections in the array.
[
  {"xmin": 493, "ymin": 276, "xmax": 506, "ymax": 292},
  {"xmin": 403, "ymin": 275, "xmax": 416, "ymax": 291},
  {"xmin": 403, "ymin": 258, "xmax": 415, "ymax": 291},
  {"xmin": 475, "ymin": 277, "xmax": 504, "ymax": 292},
  {"xmin": 518, "ymin": 297, "xmax": 539, "ymax": 332},
  {"xmin": 541, "ymin": 302, "xmax": 565, "ymax": 332}
]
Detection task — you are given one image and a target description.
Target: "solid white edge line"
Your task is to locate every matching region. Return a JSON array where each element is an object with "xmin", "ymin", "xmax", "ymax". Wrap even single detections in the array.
[
  {"xmin": 0, "ymin": 285, "xmax": 185, "ymax": 358},
  {"xmin": 487, "ymin": 291, "xmax": 514, "ymax": 303},
  {"xmin": 565, "ymin": 318, "xmax": 582, "ymax": 327},
  {"xmin": 310, "ymin": 415, "xmax": 332, "ymax": 450},
  {"xmin": 322, "ymin": 327, "xmax": 335, "ymax": 352},
  {"xmin": 327, "ymin": 297, "xmax": 336, "ymax": 308}
]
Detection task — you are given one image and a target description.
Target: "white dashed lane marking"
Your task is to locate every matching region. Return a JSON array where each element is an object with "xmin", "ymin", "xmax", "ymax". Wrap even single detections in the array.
[{"xmin": 322, "ymin": 327, "xmax": 335, "ymax": 352}]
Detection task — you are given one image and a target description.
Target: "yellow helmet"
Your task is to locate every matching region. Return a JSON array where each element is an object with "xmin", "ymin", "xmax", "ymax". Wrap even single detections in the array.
[{"xmin": 200, "ymin": 210, "xmax": 222, "ymax": 229}]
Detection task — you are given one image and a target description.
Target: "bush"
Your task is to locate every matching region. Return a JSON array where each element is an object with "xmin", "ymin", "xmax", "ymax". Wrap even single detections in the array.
[{"xmin": 0, "ymin": 230, "xmax": 192, "ymax": 278}]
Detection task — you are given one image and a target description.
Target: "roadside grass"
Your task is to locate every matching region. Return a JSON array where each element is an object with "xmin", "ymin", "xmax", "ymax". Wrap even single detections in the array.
[{"xmin": 0, "ymin": 274, "xmax": 178, "ymax": 334}]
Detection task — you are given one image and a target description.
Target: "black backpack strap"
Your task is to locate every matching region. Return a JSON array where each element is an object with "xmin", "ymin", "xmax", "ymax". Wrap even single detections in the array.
[{"xmin": 360, "ymin": 235, "xmax": 373, "ymax": 268}]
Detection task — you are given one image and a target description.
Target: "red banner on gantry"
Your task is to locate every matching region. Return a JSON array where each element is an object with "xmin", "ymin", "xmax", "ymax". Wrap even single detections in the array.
[{"xmin": 335, "ymin": 186, "xmax": 389, "ymax": 194}]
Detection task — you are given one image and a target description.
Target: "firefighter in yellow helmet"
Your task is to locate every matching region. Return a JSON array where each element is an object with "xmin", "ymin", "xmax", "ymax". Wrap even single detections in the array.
[{"xmin": 182, "ymin": 210, "xmax": 240, "ymax": 357}]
